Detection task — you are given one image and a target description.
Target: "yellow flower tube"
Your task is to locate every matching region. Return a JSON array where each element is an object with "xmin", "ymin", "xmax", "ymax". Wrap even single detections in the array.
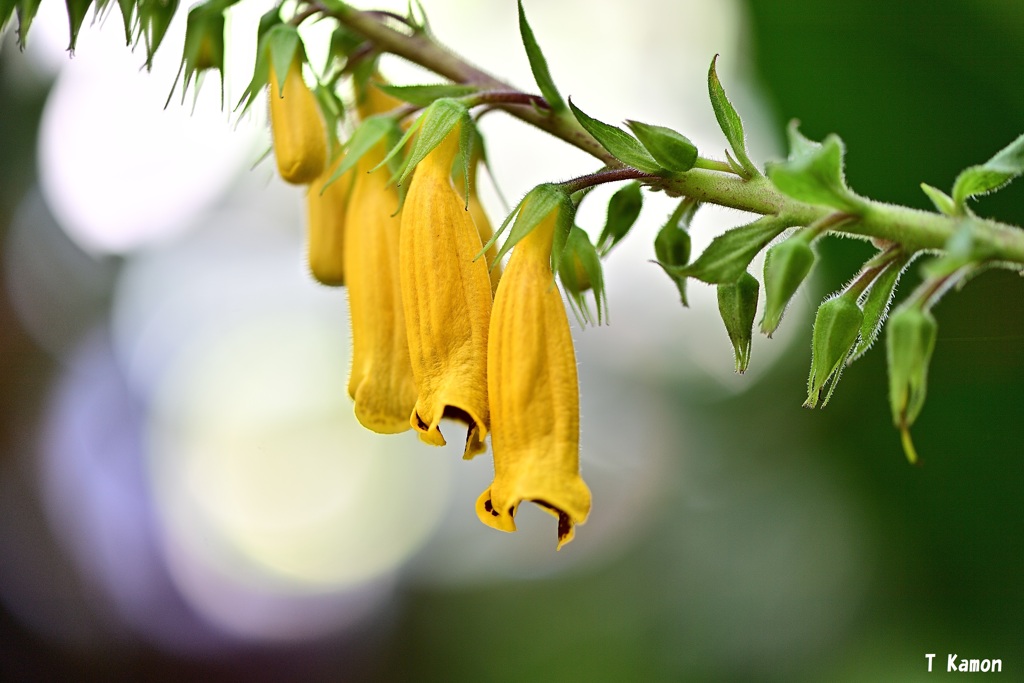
[
  {"xmin": 476, "ymin": 204, "xmax": 591, "ymax": 549},
  {"xmin": 345, "ymin": 140, "xmax": 417, "ymax": 433},
  {"xmin": 400, "ymin": 126, "xmax": 492, "ymax": 458},
  {"xmin": 268, "ymin": 54, "xmax": 326, "ymax": 185},
  {"xmin": 306, "ymin": 157, "xmax": 352, "ymax": 286}
]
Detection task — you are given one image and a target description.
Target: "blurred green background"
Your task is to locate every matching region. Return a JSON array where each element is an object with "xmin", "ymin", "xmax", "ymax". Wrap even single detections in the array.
[{"xmin": 1, "ymin": 0, "xmax": 1022, "ymax": 680}]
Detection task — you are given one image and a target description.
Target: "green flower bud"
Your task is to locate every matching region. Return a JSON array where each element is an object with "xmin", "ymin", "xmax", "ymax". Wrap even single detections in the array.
[
  {"xmin": 654, "ymin": 218, "xmax": 692, "ymax": 306},
  {"xmin": 760, "ymin": 237, "xmax": 815, "ymax": 337},
  {"xmin": 717, "ymin": 272, "xmax": 759, "ymax": 373},
  {"xmin": 886, "ymin": 306, "xmax": 938, "ymax": 464},
  {"xmin": 804, "ymin": 294, "xmax": 863, "ymax": 408}
]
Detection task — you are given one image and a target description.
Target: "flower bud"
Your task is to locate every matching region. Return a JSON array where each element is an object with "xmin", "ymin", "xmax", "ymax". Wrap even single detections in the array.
[
  {"xmin": 804, "ymin": 294, "xmax": 864, "ymax": 408},
  {"xmin": 268, "ymin": 54, "xmax": 326, "ymax": 185},
  {"xmin": 760, "ymin": 236, "xmax": 815, "ymax": 336},
  {"xmin": 717, "ymin": 272, "xmax": 759, "ymax": 373},
  {"xmin": 886, "ymin": 306, "xmax": 937, "ymax": 464},
  {"xmin": 653, "ymin": 217, "xmax": 691, "ymax": 306}
]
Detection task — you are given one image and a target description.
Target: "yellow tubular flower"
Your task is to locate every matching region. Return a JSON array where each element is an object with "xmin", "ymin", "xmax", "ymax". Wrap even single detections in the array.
[
  {"xmin": 345, "ymin": 140, "xmax": 417, "ymax": 433},
  {"xmin": 306, "ymin": 156, "xmax": 352, "ymax": 286},
  {"xmin": 268, "ymin": 54, "xmax": 326, "ymax": 185},
  {"xmin": 476, "ymin": 205, "xmax": 592, "ymax": 549},
  {"xmin": 400, "ymin": 127, "xmax": 492, "ymax": 458}
]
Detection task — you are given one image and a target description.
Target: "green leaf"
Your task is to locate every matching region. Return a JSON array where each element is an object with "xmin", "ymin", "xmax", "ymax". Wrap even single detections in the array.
[
  {"xmin": 951, "ymin": 133, "xmax": 1024, "ymax": 211},
  {"xmin": 708, "ymin": 55, "xmax": 759, "ymax": 178},
  {"xmin": 373, "ymin": 83, "xmax": 479, "ymax": 107},
  {"xmin": 558, "ymin": 226, "xmax": 607, "ymax": 326},
  {"xmin": 766, "ymin": 130, "xmax": 863, "ymax": 212},
  {"xmin": 849, "ymin": 251, "xmax": 913, "ymax": 361},
  {"xmin": 597, "ymin": 181, "xmax": 642, "ymax": 255},
  {"xmin": 568, "ymin": 100, "xmax": 662, "ymax": 173},
  {"xmin": 625, "ymin": 120, "xmax": 698, "ymax": 173},
  {"xmin": 653, "ymin": 199, "xmax": 697, "ymax": 306},
  {"xmin": 920, "ymin": 183, "xmax": 956, "ymax": 216},
  {"xmin": 673, "ymin": 215, "xmax": 790, "ymax": 284},
  {"xmin": 518, "ymin": 0, "xmax": 565, "ymax": 112},
  {"xmin": 717, "ymin": 272, "xmax": 759, "ymax": 373}
]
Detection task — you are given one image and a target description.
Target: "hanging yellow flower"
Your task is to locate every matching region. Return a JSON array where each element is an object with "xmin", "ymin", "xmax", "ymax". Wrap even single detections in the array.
[
  {"xmin": 268, "ymin": 53, "xmax": 326, "ymax": 185},
  {"xmin": 400, "ymin": 125, "xmax": 492, "ymax": 458},
  {"xmin": 306, "ymin": 157, "xmax": 352, "ymax": 286},
  {"xmin": 476, "ymin": 200, "xmax": 592, "ymax": 549},
  {"xmin": 344, "ymin": 139, "xmax": 418, "ymax": 433}
]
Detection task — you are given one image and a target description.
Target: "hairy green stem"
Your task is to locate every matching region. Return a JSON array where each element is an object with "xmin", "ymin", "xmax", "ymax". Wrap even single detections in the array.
[{"xmin": 322, "ymin": 2, "xmax": 1024, "ymax": 267}]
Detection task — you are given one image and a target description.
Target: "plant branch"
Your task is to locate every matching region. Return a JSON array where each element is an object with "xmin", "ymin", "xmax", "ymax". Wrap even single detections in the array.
[{"xmin": 319, "ymin": 2, "xmax": 1024, "ymax": 268}]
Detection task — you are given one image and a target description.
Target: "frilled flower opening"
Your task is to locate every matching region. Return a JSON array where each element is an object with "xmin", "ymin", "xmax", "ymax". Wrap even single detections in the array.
[
  {"xmin": 268, "ymin": 54, "xmax": 326, "ymax": 185},
  {"xmin": 344, "ymin": 140, "xmax": 418, "ymax": 433},
  {"xmin": 476, "ymin": 204, "xmax": 591, "ymax": 549},
  {"xmin": 400, "ymin": 127, "xmax": 492, "ymax": 458}
]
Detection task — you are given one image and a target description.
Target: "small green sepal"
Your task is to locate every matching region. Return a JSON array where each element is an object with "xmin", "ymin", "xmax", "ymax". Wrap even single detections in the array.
[
  {"xmin": 804, "ymin": 294, "xmax": 864, "ymax": 408},
  {"xmin": 886, "ymin": 305, "xmax": 938, "ymax": 465},
  {"xmin": 381, "ymin": 98, "xmax": 471, "ymax": 188},
  {"xmin": 597, "ymin": 181, "xmax": 643, "ymax": 255},
  {"xmin": 487, "ymin": 184, "xmax": 575, "ymax": 269},
  {"xmin": 625, "ymin": 120, "xmax": 698, "ymax": 173}
]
